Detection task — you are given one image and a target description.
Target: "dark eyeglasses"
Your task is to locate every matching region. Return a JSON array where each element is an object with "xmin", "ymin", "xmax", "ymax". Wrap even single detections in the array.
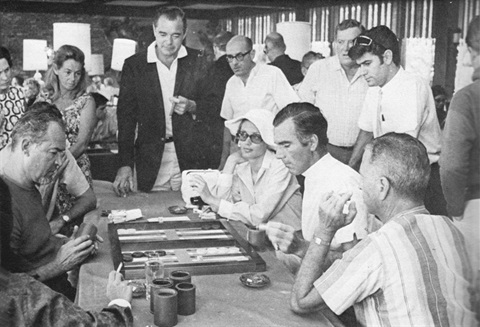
[
  {"xmin": 226, "ymin": 50, "xmax": 251, "ymax": 62},
  {"xmin": 236, "ymin": 131, "xmax": 263, "ymax": 144}
]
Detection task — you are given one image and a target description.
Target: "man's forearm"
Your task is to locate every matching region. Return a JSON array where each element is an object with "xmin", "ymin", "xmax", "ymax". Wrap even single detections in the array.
[
  {"xmin": 291, "ymin": 231, "xmax": 334, "ymax": 313},
  {"xmin": 349, "ymin": 130, "xmax": 373, "ymax": 170},
  {"xmin": 64, "ymin": 188, "xmax": 97, "ymax": 224},
  {"xmin": 28, "ymin": 259, "xmax": 64, "ymax": 282}
]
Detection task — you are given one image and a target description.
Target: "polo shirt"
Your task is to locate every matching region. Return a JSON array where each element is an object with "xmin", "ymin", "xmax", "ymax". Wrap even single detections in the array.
[
  {"xmin": 358, "ymin": 67, "xmax": 441, "ymax": 164},
  {"xmin": 301, "ymin": 153, "xmax": 369, "ymax": 248},
  {"xmin": 220, "ymin": 64, "xmax": 299, "ymax": 120},
  {"xmin": 315, "ymin": 206, "xmax": 477, "ymax": 327},
  {"xmin": 299, "ymin": 56, "xmax": 368, "ymax": 147}
]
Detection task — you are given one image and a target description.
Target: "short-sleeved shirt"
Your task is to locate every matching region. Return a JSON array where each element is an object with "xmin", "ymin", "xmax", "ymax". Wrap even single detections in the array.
[
  {"xmin": 358, "ymin": 68, "xmax": 441, "ymax": 164},
  {"xmin": 2, "ymin": 176, "xmax": 63, "ymax": 272},
  {"xmin": 299, "ymin": 56, "xmax": 368, "ymax": 147},
  {"xmin": 220, "ymin": 64, "xmax": 299, "ymax": 120},
  {"xmin": 37, "ymin": 150, "xmax": 90, "ymax": 221},
  {"xmin": 301, "ymin": 153, "xmax": 369, "ymax": 248},
  {"xmin": 315, "ymin": 206, "xmax": 477, "ymax": 327}
]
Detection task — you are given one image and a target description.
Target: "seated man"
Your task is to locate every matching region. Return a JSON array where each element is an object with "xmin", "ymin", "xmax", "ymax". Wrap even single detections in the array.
[
  {"xmin": 0, "ymin": 108, "xmax": 96, "ymax": 299},
  {"xmin": 267, "ymin": 102, "xmax": 373, "ymax": 273},
  {"xmin": 0, "ymin": 177, "xmax": 133, "ymax": 326},
  {"xmin": 290, "ymin": 133, "xmax": 477, "ymax": 326}
]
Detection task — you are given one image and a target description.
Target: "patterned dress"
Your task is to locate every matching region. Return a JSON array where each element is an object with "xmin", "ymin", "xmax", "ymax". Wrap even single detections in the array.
[
  {"xmin": 0, "ymin": 86, "xmax": 26, "ymax": 149},
  {"xmin": 56, "ymin": 93, "xmax": 93, "ymax": 215}
]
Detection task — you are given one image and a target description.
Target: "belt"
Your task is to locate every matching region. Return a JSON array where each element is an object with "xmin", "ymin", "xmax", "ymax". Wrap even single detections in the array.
[{"xmin": 164, "ymin": 137, "xmax": 174, "ymax": 143}]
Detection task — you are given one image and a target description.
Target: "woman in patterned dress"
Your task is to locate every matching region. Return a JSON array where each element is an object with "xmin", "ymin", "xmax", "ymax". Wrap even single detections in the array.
[
  {"xmin": 0, "ymin": 46, "xmax": 26, "ymax": 150},
  {"xmin": 44, "ymin": 45, "xmax": 97, "ymax": 215}
]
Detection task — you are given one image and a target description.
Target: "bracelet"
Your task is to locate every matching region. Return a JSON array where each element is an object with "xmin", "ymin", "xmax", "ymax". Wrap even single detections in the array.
[{"xmin": 313, "ymin": 236, "xmax": 330, "ymax": 247}]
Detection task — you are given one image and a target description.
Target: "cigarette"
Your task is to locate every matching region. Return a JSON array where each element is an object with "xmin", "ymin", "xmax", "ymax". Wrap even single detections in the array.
[{"xmin": 116, "ymin": 262, "xmax": 123, "ymax": 273}]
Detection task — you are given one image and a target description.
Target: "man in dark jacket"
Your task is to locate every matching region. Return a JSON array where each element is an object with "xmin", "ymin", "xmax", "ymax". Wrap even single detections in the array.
[
  {"xmin": 264, "ymin": 32, "xmax": 303, "ymax": 85},
  {"xmin": 114, "ymin": 6, "xmax": 211, "ymax": 195}
]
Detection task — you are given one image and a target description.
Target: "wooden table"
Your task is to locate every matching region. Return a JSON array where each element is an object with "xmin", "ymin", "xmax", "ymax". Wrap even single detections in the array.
[{"xmin": 77, "ymin": 181, "xmax": 344, "ymax": 327}]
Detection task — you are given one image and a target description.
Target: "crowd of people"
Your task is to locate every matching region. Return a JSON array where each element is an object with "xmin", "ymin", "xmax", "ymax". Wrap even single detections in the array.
[{"xmin": 0, "ymin": 5, "xmax": 478, "ymax": 327}]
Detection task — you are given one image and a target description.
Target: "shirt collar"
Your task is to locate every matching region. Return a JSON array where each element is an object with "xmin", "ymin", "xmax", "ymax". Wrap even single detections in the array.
[
  {"xmin": 302, "ymin": 153, "xmax": 333, "ymax": 178},
  {"xmin": 236, "ymin": 150, "xmax": 276, "ymax": 178},
  {"xmin": 390, "ymin": 205, "xmax": 429, "ymax": 221},
  {"xmin": 382, "ymin": 66, "xmax": 405, "ymax": 92},
  {"xmin": 147, "ymin": 41, "xmax": 187, "ymax": 64}
]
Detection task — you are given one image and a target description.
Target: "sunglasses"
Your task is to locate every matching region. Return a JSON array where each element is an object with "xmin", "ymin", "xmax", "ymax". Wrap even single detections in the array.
[
  {"xmin": 226, "ymin": 50, "xmax": 251, "ymax": 62},
  {"xmin": 236, "ymin": 131, "xmax": 263, "ymax": 144},
  {"xmin": 354, "ymin": 35, "xmax": 373, "ymax": 46}
]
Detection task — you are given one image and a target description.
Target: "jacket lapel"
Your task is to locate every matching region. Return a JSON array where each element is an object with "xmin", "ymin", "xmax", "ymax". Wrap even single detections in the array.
[{"xmin": 145, "ymin": 60, "xmax": 165, "ymax": 121}]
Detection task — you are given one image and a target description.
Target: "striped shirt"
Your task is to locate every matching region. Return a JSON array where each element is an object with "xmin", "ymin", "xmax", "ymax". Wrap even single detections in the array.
[{"xmin": 315, "ymin": 206, "xmax": 477, "ymax": 327}]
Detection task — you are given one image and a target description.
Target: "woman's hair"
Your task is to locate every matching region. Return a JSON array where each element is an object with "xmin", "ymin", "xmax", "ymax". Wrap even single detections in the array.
[{"xmin": 44, "ymin": 44, "xmax": 88, "ymax": 101}]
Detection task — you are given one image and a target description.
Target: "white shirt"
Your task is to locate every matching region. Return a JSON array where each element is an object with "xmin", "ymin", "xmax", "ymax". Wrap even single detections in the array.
[
  {"xmin": 216, "ymin": 150, "xmax": 302, "ymax": 229},
  {"xmin": 220, "ymin": 64, "xmax": 299, "ymax": 120},
  {"xmin": 302, "ymin": 153, "xmax": 369, "ymax": 248},
  {"xmin": 358, "ymin": 67, "xmax": 441, "ymax": 164},
  {"xmin": 299, "ymin": 56, "xmax": 368, "ymax": 147},
  {"xmin": 147, "ymin": 42, "xmax": 188, "ymax": 137}
]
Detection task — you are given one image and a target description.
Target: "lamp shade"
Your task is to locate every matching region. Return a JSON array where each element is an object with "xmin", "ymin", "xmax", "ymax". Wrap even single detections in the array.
[
  {"xmin": 89, "ymin": 54, "xmax": 104, "ymax": 76},
  {"xmin": 53, "ymin": 22, "xmax": 91, "ymax": 71},
  {"xmin": 276, "ymin": 22, "xmax": 312, "ymax": 61},
  {"xmin": 23, "ymin": 39, "xmax": 48, "ymax": 71},
  {"xmin": 111, "ymin": 38, "xmax": 137, "ymax": 71}
]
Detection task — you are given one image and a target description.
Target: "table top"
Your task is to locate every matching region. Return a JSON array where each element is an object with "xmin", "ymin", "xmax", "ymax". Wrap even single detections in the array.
[{"xmin": 77, "ymin": 181, "xmax": 343, "ymax": 327}]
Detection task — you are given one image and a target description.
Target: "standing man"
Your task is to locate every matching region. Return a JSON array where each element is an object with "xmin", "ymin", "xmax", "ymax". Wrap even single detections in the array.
[
  {"xmin": 268, "ymin": 102, "xmax": 370, "ymax": 273},
  {"xmin": 290, "ymin": 133, "xmax": 477, "ymax": 327},
  {"xmin": 348, "ymin": 25, "xmax": 445, "ymax": 216},
  {"xmin": 264, "ymin": 32, "xmax": 303, "ymax": 85},
  {"xmin": 299, "ymin": 19, "xmax": 368, "ymax": 165},
  {"xmin": 440, "ymin": 16, "xmax": 480, "ymax": 311},
  {"xmin": 195, "ymin": 31, "xmax": 235, "ymax": 168},
  {"xmin": 219, "ymin": 35, "xmax": 298, "ymax": 168},
  {"xmin": 114, "ymin": 7, "xmax": 210, "ymax": 195}
]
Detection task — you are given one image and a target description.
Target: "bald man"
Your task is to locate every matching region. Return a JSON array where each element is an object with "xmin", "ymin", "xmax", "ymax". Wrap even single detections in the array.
[
  {"xmin": 218, "ymin": 35, "xmax": 298, "ymax": 168},
  {"xmin": 264, "ymin": 32, "xmax": 303, "ymax": 85}
]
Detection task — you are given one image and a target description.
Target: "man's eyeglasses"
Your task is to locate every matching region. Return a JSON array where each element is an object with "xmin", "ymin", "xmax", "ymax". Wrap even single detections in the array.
[
  {"xmin": 236, "ymin": 131, "xmax": 263, "ymax": 144},
  {"xmin": 353, "ymin": 35, "xmax": 373, "ymax": 47},
  {"xmin": 226, "ymin": 50, "xmax": 251, "ymax": 62}
]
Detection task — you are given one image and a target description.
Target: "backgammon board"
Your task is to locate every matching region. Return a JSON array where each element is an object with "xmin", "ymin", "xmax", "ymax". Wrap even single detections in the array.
[{"xmin": 108, "ymin": 220, "xmax": 267, "ymax": 279}]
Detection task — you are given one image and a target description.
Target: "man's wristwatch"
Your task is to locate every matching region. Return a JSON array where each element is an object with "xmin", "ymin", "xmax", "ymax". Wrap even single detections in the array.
[
  {"xmin": 61, "ymin": 215, "xmax": 71, "ymax": 224},
  {"xmin": 313, "ymin": 236, "xmax": 331, "ymax": 247}
]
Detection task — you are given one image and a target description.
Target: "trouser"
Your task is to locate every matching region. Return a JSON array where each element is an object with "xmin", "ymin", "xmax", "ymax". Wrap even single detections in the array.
[
  {"xmin": 327, "ymin": 144, "xmax": 354, "ymax": 165},
  {"xmin": 152, "ymin": 142, "xmax": 182, "ymax": 191},
  {"xmin": 425, "ymin": 162, "xmax": 448, "ymax": 216}
]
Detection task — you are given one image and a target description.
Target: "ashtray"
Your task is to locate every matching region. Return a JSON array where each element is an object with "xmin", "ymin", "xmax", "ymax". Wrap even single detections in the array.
[
  {"xmin": 128, "ymin": 280, "xmax": 146, "ymax": 298},
  {"xmin": 168, "ymin": 205, "xmax": 188, "ymax": 215},
  {"xmin": 239, "ymin": 273, "xmax": 270, "ymax": 288}
]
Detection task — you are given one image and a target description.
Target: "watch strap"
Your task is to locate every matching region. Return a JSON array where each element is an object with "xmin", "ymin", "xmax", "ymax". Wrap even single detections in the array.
[{"xmin": 313, "ymin": 236, "xmax": 331, "ymax": 247}]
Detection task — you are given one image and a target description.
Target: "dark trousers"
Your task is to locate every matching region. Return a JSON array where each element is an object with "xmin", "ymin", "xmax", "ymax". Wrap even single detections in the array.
[{"xmin": 425, "ymin": 163, "xmax": 448, "ymax": 216}]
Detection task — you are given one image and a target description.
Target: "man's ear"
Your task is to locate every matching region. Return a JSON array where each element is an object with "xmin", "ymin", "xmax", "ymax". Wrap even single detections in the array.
[
  {"xmin": 378, "ymin": 176, "xmax": 391, "ymax": 200},
  {"xmin": 383, "ymin": 49, "xmax": 393, "ymax": 65},
  {"xmin": 308, "ymin": 134, "xmax": 319, "ymax": 152},
  {"xmin": 21, "ymin": 138, "xmax": 31, "ymax": 156},
  {"xmin": 250, "ymin": 49, "xmax": 256, "ymax": 60}
]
